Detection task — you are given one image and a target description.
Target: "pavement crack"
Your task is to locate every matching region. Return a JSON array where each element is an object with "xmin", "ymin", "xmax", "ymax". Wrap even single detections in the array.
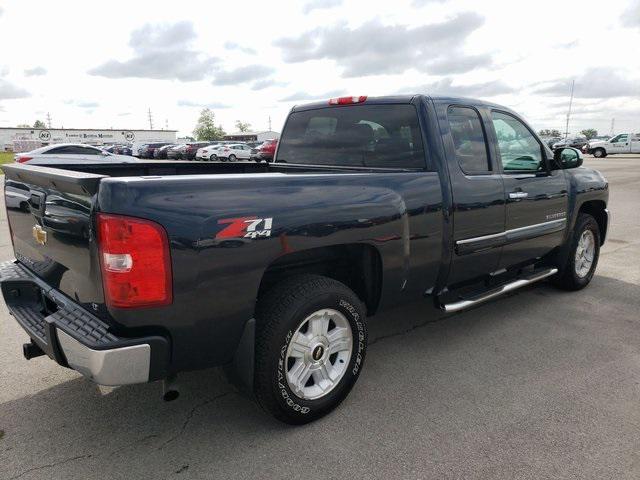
[
  {"xmin": 8, "ymin": 454, "xmax": 91, "ymax": 480},
  {"xmin": 158, "ymin": 391, "xmax": 232, "ymax": 450}
]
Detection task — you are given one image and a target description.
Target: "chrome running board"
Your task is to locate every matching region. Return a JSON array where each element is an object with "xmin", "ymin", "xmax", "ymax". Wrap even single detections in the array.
[{"xmin": 441, "ymin": 268, "xmax": 558, "ymax": 313}]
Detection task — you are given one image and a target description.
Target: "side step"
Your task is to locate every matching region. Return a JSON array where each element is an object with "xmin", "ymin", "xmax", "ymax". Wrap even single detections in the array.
[{"xmin": 441, "ymin": 268, "xmax": 558, "ymax": 313}]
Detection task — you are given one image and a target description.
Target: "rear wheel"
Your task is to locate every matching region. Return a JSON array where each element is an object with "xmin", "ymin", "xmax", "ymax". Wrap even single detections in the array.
[
  {"xmin": 254, "ymin": 275, "xmax": 367, "ymax": 424},
  {"xmin": 209, "ymin": 154, "xmax": 217, "ymax": 161},
  {"xmin": 228, "ymin": 154, "xmax": 237, "ymax": 162},
  {"xmin": 553, "ymin": 213, "xmax": 600, "ymax": 290},
  {"xmin": 593, "ymin": 148, "xmax": 606, "ymax": 158}
]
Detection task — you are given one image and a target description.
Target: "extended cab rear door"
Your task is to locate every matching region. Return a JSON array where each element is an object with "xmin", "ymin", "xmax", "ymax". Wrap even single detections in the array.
[
  {"xmin": 487, "ymin": 110, "xmax": 569, "ymax": 269},
  {"xmin": 438, "ymin": 102, "xmax": 505, "ymax": 285},
  {"xmin": 630, "ymin": 134, "xmax": 640, "ymax": 154}
]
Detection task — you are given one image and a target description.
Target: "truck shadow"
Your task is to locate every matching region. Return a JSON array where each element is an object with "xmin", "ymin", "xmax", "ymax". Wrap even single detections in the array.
[{"xmin": 1, "ymin": 274, "xmax": 639, "ymax": 478}]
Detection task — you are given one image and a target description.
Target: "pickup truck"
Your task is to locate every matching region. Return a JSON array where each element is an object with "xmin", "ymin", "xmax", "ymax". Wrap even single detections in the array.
[
  {"xmin": 0, "ymin": 94, "xmax": 609, "ymax": 424},
  {"xmin": 585, "ymin": 132, "xmax": 640, "ymax": 157}
]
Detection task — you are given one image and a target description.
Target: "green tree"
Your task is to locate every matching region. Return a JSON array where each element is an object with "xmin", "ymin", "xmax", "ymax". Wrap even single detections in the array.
[
  {"xmin": 235, "ymin": 120, "xmax": 251, "ymax": 132},
  {"xmin": 33, "ymin": 120, "xmax": 46, "ymax": 128},
  {"xmin": 539, "ymin": 129, "xmax": 562, "ymax": 137},
  {"xmin": 16, "ymin": 124, "xmax": 30, "ymax": 128},
  {"xmin": 580, "ymin": 129, "xmax": 598, "ymax": 140},
  {"xmin": 192, "ymin": 109, "xmax": 226, "ymax": 141}
]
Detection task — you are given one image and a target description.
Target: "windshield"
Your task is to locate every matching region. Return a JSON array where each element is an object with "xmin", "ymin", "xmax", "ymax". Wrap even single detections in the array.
[{"xmin": 276, "ymin": 104, "xmax": 425, "ymax": 169}]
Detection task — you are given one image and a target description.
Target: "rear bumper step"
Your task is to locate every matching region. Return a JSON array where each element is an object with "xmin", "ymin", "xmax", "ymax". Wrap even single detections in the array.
[
  {"xmin": 441, "ymin": 267, "xmax": 558, "ymax": 313},
  {"xmin": 0, "ymin": 260, "xmax": 169, "ymax": 385}
]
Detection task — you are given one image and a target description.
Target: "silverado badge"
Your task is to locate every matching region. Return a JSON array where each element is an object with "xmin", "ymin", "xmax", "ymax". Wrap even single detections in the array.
[{"xmin": 32, "ymin": 225, "xmax": 47, "ymax": 246}]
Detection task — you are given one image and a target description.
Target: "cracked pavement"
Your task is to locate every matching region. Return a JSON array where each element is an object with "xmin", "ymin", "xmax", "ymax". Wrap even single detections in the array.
[{"xmin": 1, "ymin": 156, "xmax": 639, "ymax": 479}]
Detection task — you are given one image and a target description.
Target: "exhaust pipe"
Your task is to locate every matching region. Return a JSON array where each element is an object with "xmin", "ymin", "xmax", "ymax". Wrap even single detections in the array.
[
  {"xmin": 23, "ymin": 341, "xmax": 45, "ymax": 360},
  {"xmin": 162, "ymin": 374, "xmax": 180, "ymax": 402}
]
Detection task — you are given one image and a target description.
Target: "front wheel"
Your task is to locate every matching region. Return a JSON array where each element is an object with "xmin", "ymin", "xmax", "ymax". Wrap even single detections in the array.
[
  {"xmin": 553, "ymin": 213, "xmax": 600, "ymax": 290},
  {"xmin": 228, "ymin": 154, "xmax": 237, "ymax": 162},
  {"xmin": 254, "ymin": 275, "xmax": 367, "ymax": 424},
  {"xmin": 209, "ymin": 154, "xmax": 217, "ymax": 161}
]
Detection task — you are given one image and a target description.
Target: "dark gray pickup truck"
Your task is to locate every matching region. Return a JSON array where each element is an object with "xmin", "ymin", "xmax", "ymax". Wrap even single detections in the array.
[{"xmin": 0, "ymin": 95, "xmax": 609, "ymax": 424}]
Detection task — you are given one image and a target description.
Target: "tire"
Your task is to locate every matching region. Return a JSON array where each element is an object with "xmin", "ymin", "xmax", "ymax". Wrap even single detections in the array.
[
  {"xmin": 209, "ymin": 154, "xmax": 217, "ymax": 161},
  {"xmin": 228, "ymin": 154, "xmax": 237, "ymax": 162},
  {"xmin": 593, "ymin": 148, "xmax": 606, "ymax": 158},
  {"xmin": 553, "ymin": 213, "xmax": 600, "ymax": 291},
  {"xmin": 254, "ymin": 274, "xmax": 367, "ymax": 424}
]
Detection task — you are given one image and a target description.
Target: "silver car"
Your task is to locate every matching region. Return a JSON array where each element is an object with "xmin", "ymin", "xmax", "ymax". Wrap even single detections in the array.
[{"xmin": 14, "ymin": 143, "xmax": 137, "ymax": 165}]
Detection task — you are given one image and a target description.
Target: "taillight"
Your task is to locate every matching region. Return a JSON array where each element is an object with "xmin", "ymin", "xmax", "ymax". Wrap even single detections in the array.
[
  {"xmin": 328, "ymin": 96, "xmax": 367, "ymax": 105},
  {"xmin": 97, "ymin": 213, "xmax": 172, "ymax": 309},
  {"xmin": 17, "ymin": 156, "xmax": 32, "ymax": 163}
]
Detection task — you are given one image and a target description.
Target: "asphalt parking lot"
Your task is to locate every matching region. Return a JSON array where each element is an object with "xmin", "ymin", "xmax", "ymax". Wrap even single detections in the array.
[{"xmin": 1, "ymin": 156, "xmax": 639, "ymax": 480}]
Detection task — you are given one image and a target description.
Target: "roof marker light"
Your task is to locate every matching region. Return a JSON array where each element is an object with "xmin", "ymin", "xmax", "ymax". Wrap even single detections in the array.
[{"xmin": 328, "ymin": 96, "xmax": 368, "ymax": 105}]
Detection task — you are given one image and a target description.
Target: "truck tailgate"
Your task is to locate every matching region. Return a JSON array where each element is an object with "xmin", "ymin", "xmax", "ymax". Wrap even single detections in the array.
[{"xmin": 3, "ymin": 164, "xmax": 106, "ymax": 308}]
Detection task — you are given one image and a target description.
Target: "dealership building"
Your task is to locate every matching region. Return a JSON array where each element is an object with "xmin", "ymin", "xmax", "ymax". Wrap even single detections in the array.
[{"xmin": 0, "ymin": 127, "xmax": 177, "ymax": 152}]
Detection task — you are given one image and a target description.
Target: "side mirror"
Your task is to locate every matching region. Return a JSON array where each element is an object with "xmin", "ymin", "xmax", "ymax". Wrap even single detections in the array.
[{"xmin": 553, "ymin": 147, "xmax": 583, "ymax": 169}]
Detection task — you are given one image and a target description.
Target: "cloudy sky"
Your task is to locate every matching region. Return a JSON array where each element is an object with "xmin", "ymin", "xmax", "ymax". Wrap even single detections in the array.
[{"xmin": 0, "ymin": 0, "xmax": 639, "ymax": 137}]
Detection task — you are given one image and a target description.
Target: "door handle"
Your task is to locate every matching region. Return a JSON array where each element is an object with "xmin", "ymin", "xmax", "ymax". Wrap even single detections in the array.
[{"xmin": 509, "ymin": 191, "xmax": 529, "ymax": 199}]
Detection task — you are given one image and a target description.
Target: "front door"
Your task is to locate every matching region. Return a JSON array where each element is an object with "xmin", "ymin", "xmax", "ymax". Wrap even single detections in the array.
[
  {"xmin": 441, "ymin": 104, "xmax": 505, "ymax": 285},
  {"xmin": 608, "ymin": 134, "xmax": 630, "ymax": 154},
  {"xmin": 488, "ymin": 111, "xmax": 569, "ymax": 269}
]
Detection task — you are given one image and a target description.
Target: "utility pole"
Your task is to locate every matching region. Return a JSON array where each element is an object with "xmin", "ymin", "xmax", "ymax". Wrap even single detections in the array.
[
  {"xmin": 46, "ymin": 112, "xmax": 52, "ymax": 128},
  {"xmin": 268, "ymin": 115, "xmax": 272, "ymax": 131},
  {"xmin": 564, "ymin": 79, "xmax": 575, "ymax": 140},
  {"xmin": 147, "ymin": 108, "xmax": 154, "ymax": 130},
  {"xmin": 165, "ymin": 119, "xmax": 168, "ymax": 130},
  {"xmin": 610, "ymin": 118, "xmax": 615, "ymax": 136}
]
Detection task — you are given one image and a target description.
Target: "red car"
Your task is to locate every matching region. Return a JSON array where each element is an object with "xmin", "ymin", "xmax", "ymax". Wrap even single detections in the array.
[{"xmin": 251, "ymin": 139, "xmax": 278, "ymax": 162}]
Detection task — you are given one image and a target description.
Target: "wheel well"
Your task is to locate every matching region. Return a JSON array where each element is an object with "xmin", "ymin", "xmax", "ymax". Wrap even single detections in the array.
[
  {"xmin": 579, "ymin": 200, "xmax": 607, "ymax": 244},
  {"xmin": 257, "ymin": 244, "xmax": 383, "ymax": 316}
]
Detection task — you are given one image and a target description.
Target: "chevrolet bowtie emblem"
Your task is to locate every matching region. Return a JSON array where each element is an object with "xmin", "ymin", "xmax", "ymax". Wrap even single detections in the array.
[{"xmin": 32, "ymin": 225, "xmax": 47, "ymax": 246}]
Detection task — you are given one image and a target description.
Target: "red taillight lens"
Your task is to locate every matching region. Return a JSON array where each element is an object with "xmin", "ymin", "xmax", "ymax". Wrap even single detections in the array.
[
  {"xmin": 328, "ymin": 96, "xmax": 367, "ymax": 105},
  {"xmin": 17, "ymin": 156, "xmax": 32, "ymax": 163},
  {"xmin": 97, "ymin": 213, "xmax": 172, "ymax": 309}
]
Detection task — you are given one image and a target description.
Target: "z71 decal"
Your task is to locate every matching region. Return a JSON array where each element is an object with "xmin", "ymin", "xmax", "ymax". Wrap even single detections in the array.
[{"xmin": 216, "ymin": 217, "xmax": 273, "ymax": 239}]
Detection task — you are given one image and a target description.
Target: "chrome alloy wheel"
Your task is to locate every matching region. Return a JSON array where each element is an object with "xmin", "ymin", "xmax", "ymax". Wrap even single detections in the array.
[
  {"xmin": 575, "ymin": 229, "xmax": 595, "ymax": 278},
  {"xmin": 285, "ymin": 309, "xmax": 353, "ymax": 400}
]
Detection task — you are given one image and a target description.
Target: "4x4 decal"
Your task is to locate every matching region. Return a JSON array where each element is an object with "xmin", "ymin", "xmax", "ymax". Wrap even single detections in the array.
[{"xmin": 216, "ymin": 217, "xmax": 273, "ymax": 239}]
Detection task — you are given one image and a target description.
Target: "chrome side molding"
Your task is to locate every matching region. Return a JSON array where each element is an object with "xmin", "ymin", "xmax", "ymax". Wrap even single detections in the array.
[{"xmin": 442, "ymin": 267, "xmax": 558, "ymax": 313}]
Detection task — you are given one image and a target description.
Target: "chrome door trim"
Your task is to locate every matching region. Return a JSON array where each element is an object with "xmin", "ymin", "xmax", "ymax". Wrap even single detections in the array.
[{"xmin": 455, "ymin": 218, "xmax": 567, "ymax": 255}]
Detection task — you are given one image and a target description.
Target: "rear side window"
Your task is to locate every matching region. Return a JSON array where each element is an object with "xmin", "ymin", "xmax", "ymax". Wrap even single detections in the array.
[
  {"xmin": 276, "ymin": 104, "xmax": 426, "ymax": 169},
  {"xmin": 447, "ymin": 106, "xmax": 490, "ymax": 174}
]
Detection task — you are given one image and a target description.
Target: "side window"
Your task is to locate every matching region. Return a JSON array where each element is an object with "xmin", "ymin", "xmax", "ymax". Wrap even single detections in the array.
[
  {"xmin": 447, "ymin": 106, "xmax": 490, "ymax": 174},
  {"xmin": 79, "ymin": 146, "xmax": 101, "ymax": 155},
  {"xmin": 612, "ymin": 134, "xmax": 628, "ymax": 143},
  {"xmin": 491, "ymin": 111, "xmax": 544, "ymax": 172}
]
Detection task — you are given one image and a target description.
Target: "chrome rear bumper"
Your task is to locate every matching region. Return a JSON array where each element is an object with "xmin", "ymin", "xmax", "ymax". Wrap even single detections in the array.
[{"xmin": 0, "ymin": 260, "xmax": 169, "ymax": 386}]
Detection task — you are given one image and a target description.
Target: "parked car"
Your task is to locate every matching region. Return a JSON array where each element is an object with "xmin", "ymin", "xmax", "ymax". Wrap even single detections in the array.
[
  {"xmin": 114, "ymin": 144, "xmax": 133, "ymax": 156},
  {"xmin": 216, "ymin": 143, "xmax": 253, "ymax": 161},
  {"xmin": 583, "ymin": 133, "xmax": 640, "ymax": 157},
  {"xmin": 552, "ymin": 136, "xmax": 588, "ymax": 150},
  {"xmin": 13, "ymin": 143, "xmax": 136, "ymax": 165},
  {"xmin": 153, "ymin": 144, "xmax": 176, "ymax": 160},
  {"xmin": 540, "ymin": 136, "xmax": 562, "ymax": 150},
  {"xmin": 166, "ymin": 144, "xmax": 186, "ymax": 159},
  {"xmin": 183, "ymin": 142, "xmax": 213, "ymax": 160},
  {"xmin": 251, "ymin": 139, "xmax": 278, "ymax": 162},
  {"xmin": 196, "ymin": 142, "xmax": 243, "ymax": 161},
  {"xmin": 138, "ymin": 142, "xmax": 173, "ymax": 159},
  {"xmin": 0, "ymin": 94, "xmax": 609, "ymax": 425}
]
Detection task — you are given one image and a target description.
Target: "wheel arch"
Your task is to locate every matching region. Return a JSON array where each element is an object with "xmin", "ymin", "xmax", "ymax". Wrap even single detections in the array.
[
  {"xmin": 256, "ymin": 243, "xmax": 383, "ymax": 317},
  {"xmin": 578, "ymin": 200, "xmax": 608, "ymax": 245}
]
